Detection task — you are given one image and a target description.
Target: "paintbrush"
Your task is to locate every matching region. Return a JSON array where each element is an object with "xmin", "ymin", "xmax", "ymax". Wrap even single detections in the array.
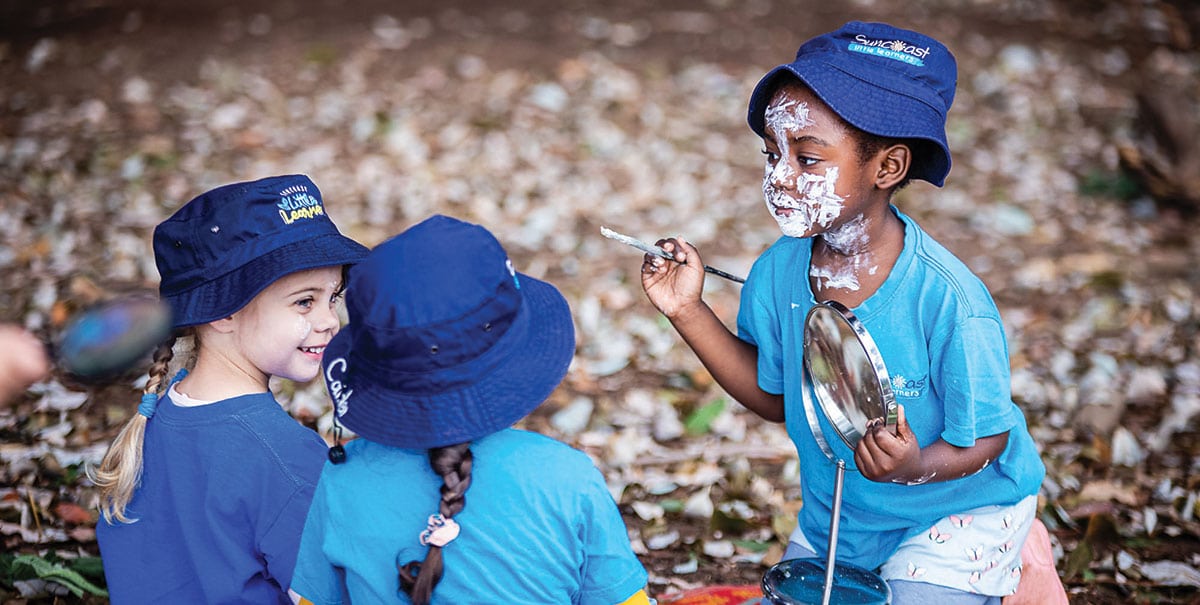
[{"xmin": 600, "ymin": 226, "xmax": 745, "ymax": 284}]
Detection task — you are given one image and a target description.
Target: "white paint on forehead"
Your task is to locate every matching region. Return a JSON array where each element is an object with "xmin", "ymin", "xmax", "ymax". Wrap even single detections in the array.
[{"xmin": 764, "ymin": 98, "xmax": 815, "ymax": 137}]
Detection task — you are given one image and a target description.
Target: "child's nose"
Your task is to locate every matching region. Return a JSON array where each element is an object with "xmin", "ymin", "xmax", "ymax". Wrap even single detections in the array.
[
  {"xmin": 767, "ymin": 162, "xmax": 795, "ymax": 189},
  {"xmin": 314, "ymin": 302, "xmax": 341, "ymax": 332}
]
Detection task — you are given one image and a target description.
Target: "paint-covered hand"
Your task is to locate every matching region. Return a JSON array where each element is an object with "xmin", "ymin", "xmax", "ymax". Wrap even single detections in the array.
[
  {"xmin": 641, "ymin": 237, "xmax": 705, "ymax": 320},
  {"xmin": 855, "ymin": 404, "xmax": 925, "ymax": 483}
]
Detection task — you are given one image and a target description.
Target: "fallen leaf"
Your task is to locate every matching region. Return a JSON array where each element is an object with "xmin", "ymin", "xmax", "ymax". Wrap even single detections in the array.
[{"xmin": 51, "ymin": 502, "xmax": 93, "ymax": 525}]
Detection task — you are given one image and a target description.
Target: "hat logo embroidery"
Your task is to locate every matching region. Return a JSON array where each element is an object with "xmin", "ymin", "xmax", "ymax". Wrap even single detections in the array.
[
  {"xmin": 850, "ymin": 34, "xmax": 930, "ymax": 66},
  {"xmin": 276, "ymin": 184, "xmax": 326, "ymax": 225},
  {"xmin": 325, "ymin": 357, "xmax": 353, "ymax": 415}
]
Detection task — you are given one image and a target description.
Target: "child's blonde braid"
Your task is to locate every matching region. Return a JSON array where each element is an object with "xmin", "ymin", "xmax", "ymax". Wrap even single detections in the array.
[{"xmin": 89, "ymin": 336, "xmax": 177, "ymax": 523}]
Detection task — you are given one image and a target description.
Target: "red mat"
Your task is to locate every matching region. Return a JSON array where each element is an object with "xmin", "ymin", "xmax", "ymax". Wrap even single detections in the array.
[{"xmin": 657, "ymin": 585, "xmax": 763, "ymax": 605}]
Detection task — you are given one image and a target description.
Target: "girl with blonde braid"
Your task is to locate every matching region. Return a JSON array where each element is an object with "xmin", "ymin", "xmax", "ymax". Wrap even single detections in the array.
[
  {"xmin": 92, "ymin": 175, "xmax": 367, "ymax": 604},
  {"xmin": 290, "ymin": 215, "xmax": 649, "ymax": 605}
]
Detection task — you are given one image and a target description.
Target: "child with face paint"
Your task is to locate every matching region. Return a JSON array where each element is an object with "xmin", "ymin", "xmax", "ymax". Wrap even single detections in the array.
[
  {"xmin": 289, "ymin": 215, "xmax": 649, "ymax": 605},
  {"xmin": 92, "ymin": 175, "xmax": 368, "ymax": 604},
  {"xmin": 640, "ymin": 22, "xmax": 1049, "ymax": 604}
]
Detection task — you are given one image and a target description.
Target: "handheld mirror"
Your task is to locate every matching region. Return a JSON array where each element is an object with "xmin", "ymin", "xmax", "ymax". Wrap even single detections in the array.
[
  {"xmin": 762, "ymin": 300, "xmax": 896, "ymax": 605},
  {"xmin": 802, "ymin": 300, "xmax": 897, "ymax": 450}
]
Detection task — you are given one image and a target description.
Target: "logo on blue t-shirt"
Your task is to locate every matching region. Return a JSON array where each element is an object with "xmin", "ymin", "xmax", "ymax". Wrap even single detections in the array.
[{"xmin": 890, "ymin": 374, "xmax": 927, "ymax": 398}]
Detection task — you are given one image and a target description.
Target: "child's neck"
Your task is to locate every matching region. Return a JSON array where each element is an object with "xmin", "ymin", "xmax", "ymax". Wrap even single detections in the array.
[
  {"xmin": 176, "ymin": 351, "xmax": 270, "ymax": 403},
  {"xmin": 809, "ymin": 208, "xmax": 905, "ymax": 308}
]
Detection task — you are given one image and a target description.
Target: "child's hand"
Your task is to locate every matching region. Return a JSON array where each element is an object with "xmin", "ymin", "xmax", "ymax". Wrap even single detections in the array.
[
  {"xmin": 854, "ymin": 404, "xmax": 925, "ymax": 484},
  {"xmin": 0, "ymin": 324, "xmax": 50, "ymax": 404},
  {"xmin": 640, "ymin": 237, "xmax": 705, "ymax": 320}
]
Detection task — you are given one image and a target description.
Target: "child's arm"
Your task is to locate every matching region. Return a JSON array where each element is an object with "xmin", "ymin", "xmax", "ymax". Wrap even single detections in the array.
[
  {"xmin": 641, "ymin": 238, "xmax": 784, "ymax": 422},
  {"xmin": 854, "ymin": 405, "xmax": 1009, "ymax": 484}
]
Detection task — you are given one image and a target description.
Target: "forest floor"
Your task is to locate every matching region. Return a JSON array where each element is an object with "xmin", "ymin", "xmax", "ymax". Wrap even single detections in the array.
[{"xmin": 1, "ymin": 0, "xmax": 1199, "ymax": 603}]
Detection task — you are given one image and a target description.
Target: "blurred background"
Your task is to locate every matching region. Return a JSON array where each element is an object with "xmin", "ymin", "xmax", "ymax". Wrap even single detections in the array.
[{"xmin": 1, "ymin": 0, "xmax": 1198, "ymax": 602}]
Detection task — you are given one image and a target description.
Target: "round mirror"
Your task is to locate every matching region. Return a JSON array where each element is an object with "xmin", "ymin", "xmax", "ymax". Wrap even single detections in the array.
[
  {"xmin": 802, "ymin": 301, "xmax": 896, "ymax": 450},
  {"xmin": 761, "ymin": 558, "xmax": 891, "ymax": 605}
]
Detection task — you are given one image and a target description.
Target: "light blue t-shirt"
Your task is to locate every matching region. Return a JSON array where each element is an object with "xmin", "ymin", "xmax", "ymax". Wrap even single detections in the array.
[
  {"xmin": 291, "ymin": 429, "xmax": 647, "ymax": 604},
  {"xmin": 97, "ymin": 391, "xmax": 328, "ymax": 604},
  {"xmin": 737, "ymin": 208, "xmax": 1046, "ymax": 571}
]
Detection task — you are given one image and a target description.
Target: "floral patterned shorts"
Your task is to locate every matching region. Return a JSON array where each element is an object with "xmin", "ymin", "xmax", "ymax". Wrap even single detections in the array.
[{"xmin": 787, "ymin": 494, "xmax": 1038, "ymax": 598}]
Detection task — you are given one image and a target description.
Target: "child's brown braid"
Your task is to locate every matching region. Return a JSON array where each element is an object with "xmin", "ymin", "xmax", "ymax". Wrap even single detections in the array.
[{"xmin": 398, "ymin": 442, "xmax": 474, "ymax": 605}]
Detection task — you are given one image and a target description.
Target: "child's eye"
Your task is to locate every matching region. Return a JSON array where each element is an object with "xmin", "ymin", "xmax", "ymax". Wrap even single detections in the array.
[
  {"xmin": 798, "ymin": 156, "xmax": 819, "ymax": 167},
  {"xmin": 295, "ymin": 297, "xmax": 315, "ymax": 309},
  {"xmin": 330, "ymin": 291, "xmax": 344, "ymax": 304},
  {"xmin": 760, "ymin": 148, "xmax": 780, "ymax": 163}
]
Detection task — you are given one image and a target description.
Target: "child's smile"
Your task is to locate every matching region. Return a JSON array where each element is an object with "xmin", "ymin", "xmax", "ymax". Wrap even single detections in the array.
[{"xmin": 226, "ymin": 267, "xmax": 345, "ymax": 386}]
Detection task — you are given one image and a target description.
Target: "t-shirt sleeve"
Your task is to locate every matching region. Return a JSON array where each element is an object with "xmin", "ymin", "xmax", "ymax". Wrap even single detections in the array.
[
  {"xmin": 257, "ymin": 482, "xmax": 315, "ymax": 594},
  {"xmin": 576, "ymin": 466, "xmax": 648, "ymax": 605},
  {"xmin": 737, "ymin": 260, "xmax": 784, "ymax": 395},
  {"xmin": 932, "ymin": 315, "xmax": 1018, "ymax": 446},
  {"xmin": 287, "ymin": 477, "xmax": 344, "ymax": 605}
]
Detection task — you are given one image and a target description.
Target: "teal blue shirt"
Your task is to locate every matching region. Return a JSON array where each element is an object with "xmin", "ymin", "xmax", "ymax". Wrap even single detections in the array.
[
  {"xmin": 291, "ymin": 429, "xmax": 647, "ymax": 604},
  {"xmin": 737, "ymin": 208, "xmax": 1046, "ymax": 570}
]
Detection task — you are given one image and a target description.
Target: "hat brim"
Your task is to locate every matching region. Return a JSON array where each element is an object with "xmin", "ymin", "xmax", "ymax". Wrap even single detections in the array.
[
  {"xmin": 747, "ymin": 61, "xmax": 952, "ymax": 187},
  {"xmin": 326, "ymin": 272, "xmax": 575, "ymax": 449},
  {"xmin": 165, "ymin": 232, "xmax": 369, "ymax": 328}
]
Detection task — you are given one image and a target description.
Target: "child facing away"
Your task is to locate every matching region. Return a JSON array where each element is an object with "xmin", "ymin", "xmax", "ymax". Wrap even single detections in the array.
[
  {"xmin": 91, "ymin": 174, "xmax": 368, "ymax": 604},
  {"xmin": 289, "ymin": 215, "xmax": 650, "ymax": 605},
  {"xmin": 639, "ymin": 22, "xmax": 1046, "ymax": 603}
]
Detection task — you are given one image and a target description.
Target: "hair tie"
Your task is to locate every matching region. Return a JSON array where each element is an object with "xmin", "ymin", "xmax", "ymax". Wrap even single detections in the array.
[
  {"xmin": 419, "ymin": 514, "xmax": 460, "ymax": 547},
  {"xmin": 137, "ymin": 392, "xmax": 159, "ymax": 418}
]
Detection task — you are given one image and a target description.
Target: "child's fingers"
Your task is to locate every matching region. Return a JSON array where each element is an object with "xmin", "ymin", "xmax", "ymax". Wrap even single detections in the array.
[
  {"xmin": 672, "ymin": 237, "xmax": 704, "ymax": 266},
  {"xmin": 855, "ymin": 432, "xmax": 882, "ymax": 473},
  {"xmin": 894, "ymin": 404, "xmax": 910, "ymax": 437},
  {"xmin": 656, "ymin": 237, "xmax": 687, "ymax": 264}
]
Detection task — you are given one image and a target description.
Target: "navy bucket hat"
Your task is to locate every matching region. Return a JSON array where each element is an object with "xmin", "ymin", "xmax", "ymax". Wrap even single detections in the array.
[
  {"xmin": 153, "ymin": 174, "xmax": 369, "ymax": 328},
  {"xmin": 747, "ymin": 21, "xmax": 958, "ymax": 186},
  {"xmin": 322, "ymin": 214, "xmax": 576, "ymax": 449}
]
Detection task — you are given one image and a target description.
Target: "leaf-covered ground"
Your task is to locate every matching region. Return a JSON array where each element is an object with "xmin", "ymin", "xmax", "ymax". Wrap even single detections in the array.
[{"xmin": 1, "ymin": 0, "xmax": 1198, "ymax": 603}]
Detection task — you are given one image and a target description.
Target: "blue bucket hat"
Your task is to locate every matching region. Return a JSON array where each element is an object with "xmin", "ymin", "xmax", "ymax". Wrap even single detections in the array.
[
  {"xmin": 322, "ymin": 214, "xmax": 576, "ymax": 449},
  {"xmin": 747, "ymin": 21, "xmax": 957, "ymax": 186},
  {"xmin": 153, "ymin": 174, "xmax": 368, "ymax": 328}
]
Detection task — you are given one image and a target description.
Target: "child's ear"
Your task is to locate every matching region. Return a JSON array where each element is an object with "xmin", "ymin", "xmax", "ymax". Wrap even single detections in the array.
[
  {"xmin": 207, "ymin": 315, "xmax": 238, "ymax": 334},
  {"xmin": 875, "ymin": 144, "xmax": 911, "ymax": 189}
]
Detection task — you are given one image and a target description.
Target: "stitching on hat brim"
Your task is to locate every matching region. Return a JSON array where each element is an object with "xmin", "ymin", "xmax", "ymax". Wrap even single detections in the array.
[{"xmin": 166, "ymin": 233, "xmax": 368, "ymax": 328}]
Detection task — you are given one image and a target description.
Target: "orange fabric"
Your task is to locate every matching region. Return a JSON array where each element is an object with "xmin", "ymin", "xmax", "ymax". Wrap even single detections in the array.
[
  {"xmin": 657, "ymin": 585, "xmax": 763, "ymax": 605},
  {"xmin": 618, "ymin": 589, "xmax": 653, "ymax": 605},
  {"xmin": 1002, "ymin": 519, "xmax": 1068, "ymax": 605}
]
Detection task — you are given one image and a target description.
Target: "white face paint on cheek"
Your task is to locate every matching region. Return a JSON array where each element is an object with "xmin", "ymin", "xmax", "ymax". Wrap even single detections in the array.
[
  {"xmin": 765, "ymin": 167, "xmax": 846, "ymax": 238},
  {"xmin": 761, "ymin": 101, "xmax": 846, "ymax": 238},
  {"xmin": 297, "ymin": 317, "xmax": 313, "ymax": 342}
]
